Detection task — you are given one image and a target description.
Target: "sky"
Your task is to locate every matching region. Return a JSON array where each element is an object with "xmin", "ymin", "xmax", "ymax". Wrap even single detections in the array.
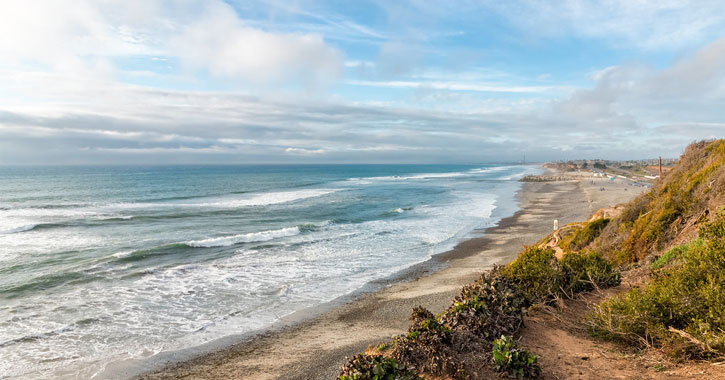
[{"xmin": 1, "ymin": 0, "xmax": 724, "ymax": 165}]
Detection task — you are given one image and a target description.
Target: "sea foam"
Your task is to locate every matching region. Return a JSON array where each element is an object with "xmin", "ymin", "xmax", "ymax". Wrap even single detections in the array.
[{"xmin": 185, "ymin": 227, "xmax": 302, "ymax": 248}]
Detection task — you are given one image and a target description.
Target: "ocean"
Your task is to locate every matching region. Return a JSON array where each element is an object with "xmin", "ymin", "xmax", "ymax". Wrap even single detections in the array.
[{"xmin": 0, "ymin": 164, "xmax": 539, "ymax": 379}]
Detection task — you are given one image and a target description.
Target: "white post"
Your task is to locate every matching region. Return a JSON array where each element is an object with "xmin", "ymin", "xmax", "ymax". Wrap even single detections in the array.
[{"xmin": 554, "ymin": 219, "xmax": 559, "ymax": 231}]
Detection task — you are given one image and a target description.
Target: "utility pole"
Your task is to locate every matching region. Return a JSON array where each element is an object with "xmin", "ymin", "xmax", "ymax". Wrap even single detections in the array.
[{"xmin": 659, "ymin": 156, "xmax": 662, "ymax": 178}]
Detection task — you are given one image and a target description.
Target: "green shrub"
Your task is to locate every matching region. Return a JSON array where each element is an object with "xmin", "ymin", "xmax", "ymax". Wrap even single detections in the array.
[
  {"xmin": 391, "ymin": 307, "xmax": 457, "ymax": 376},
  {"xmin": 376, "ymin": 342, "xmax": 392, "ymax": 352},
  {"xmin": 491, "ymin": 335, "xmax": 541, "ymax": 379},
  {"xmin": 338, "ymin": 354, "xmax": 421, "ymax": 380},
  {"xmin": 503, "ymin": 247, "xmax": 562, "ymax": 304},
  {"xmin": 439, "ymin": 267, "xmax": 526, "ymax": 339},
  {"xmin": 560, "ymin": 251, "xmax": 621, "ymax": 293},
  {"xmin": 699, "ymin": 207, "xmax": 725, "ymax": 239},
  {"xmin": 562, "ymin": 219, "xmax": 610, "ymax": 252},
  {"xmin": 588, "ymin": 215, "xmax": 725, "ymax": 358},
  {"xmin": 651, "ymin": 239, "xmax": 704, "ymax": 270}
]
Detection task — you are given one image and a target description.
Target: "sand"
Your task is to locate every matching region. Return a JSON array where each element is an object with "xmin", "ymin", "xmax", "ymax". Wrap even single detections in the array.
[{"xmin": 132, "ymin": 171, "xmax": 645, "ymax": 380}]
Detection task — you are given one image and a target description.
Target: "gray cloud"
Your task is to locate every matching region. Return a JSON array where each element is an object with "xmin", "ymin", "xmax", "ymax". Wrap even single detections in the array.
[{"xmin": 0, "ymin": 74, "xmax": 717, "ymax": 166}]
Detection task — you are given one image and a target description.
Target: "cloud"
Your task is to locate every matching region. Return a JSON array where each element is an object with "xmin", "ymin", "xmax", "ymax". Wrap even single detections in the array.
[
  {"xmin": 171, "ymin": 2, "xmax": 342, "ymax": 88},
  {"xmin": 484, "ymin": 0, "xmax": 725, "ymax": 49},
  {"xmin": 555, "ymin": 36, "xmax": 725, "ymax": 125},
  {"xmin": 0, "ymin": 0, "xmax": 151, "ymax": 78},
  {"xmin": 0, "ymin": 0, "xmax": 342, "ymax": 88},
  {"xmin": 0, "ymin": 1, "xmax": 723, "ymax": 165},
  {"xmin": 285, "ymin": 147, "xmax": 326, "ymax": 155},
  {"xmin": 0, "ymin": 69, "xmax": 715, "ymax": 166},
  {"xmin": 346, "ymin": 80, "xmax": 559, "ymax": 93},
  {"xmin": 3, "ymin": 28, "xmax": 725, "ymax": 165}
]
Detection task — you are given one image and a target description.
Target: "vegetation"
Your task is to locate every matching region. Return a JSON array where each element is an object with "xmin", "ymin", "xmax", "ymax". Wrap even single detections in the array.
[
  {"xmin": 595, "ymin": 139, "xmax": 725, "ymax": 264},
  {"xmin": 438, "ymin": 268, "xmax": 525, "ymax": 339},
  {"xmin": 560, "ymin": 218, "xmax": 610, "ymax": 253},
  {"xmin": 589, "ymin": 211, "xmax": 725, "ymax": 358},
  {"xmin": 502, "ymin": 247, "xmax": 562, "ymax": 304},
  {"xmin": 580, "ymin": 140, "xmax": 725, "ymax": 359},
  {"xmin": 560, "ymin": 250, "xmax": 620, "ymax": 293},
  {"xmin": 491, "ymin": 335, "xmax": 541, "ymax": 379},
  {"xmin": 391, "ymin": 307, "xmax": 458, "ymax": 376},
  {"xmin": 355, "ymin": 244, "xmax": 622, "ymax": 379},
  {"xmin": 338, "ymin": 140, "xmax": 725, "ymax": 378},
  {"xmin": 651, "ymin": 239, "xmax": 702, "ymax": 270},
  {"xmin": 338, "ymin": 354, "xmax": 421, "ymax": 380},
  {"xmin": 356, "ymin": 237, "xmax": 624, "ymax": 379}
]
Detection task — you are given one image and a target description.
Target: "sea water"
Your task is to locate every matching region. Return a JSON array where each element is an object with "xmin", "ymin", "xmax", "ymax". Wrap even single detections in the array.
[{"xmin": 0, "ymin": 164, "xmax": 539, "ymax": 379}]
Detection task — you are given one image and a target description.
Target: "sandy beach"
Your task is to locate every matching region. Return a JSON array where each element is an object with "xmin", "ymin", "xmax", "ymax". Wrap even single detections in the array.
[{"xmin": 131, "ymin": 171, "xmax": 646, "ymax": 380}]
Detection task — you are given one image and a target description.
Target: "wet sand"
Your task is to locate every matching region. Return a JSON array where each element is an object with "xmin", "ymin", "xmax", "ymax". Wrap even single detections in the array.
[{"xmin": 132, "ymin": 172, "xmax": 645, "ymax": 380}]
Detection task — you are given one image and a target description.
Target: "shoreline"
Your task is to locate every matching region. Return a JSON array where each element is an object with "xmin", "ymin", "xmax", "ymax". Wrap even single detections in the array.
[{"xmin": 128, "ymin": 171, "xmax": 644, "ymax": 380}]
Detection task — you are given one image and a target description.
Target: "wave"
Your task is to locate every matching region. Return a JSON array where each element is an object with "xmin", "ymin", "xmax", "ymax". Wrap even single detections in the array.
[
  {"xmin": 0, "ymin": 224, "xmax": 38, "ymax": 234},
  {"xmin": 0, "ymin": 190, "xmax": 338, "ymax": 236},
  {"xmin": 0, "ymin": 271, "xmax": 100, "ymax": 299},
  {"xmin": 111, "ymin": 250, "xmax": 134, "ymax": 259},
  {"xmin": 108, "ymin": 222, "xmax": 328, "ymax": 264},
  {"xmin": 96, "ymin": 215, "xmax": 134, "ymax": 221},
  {"xmin": 185, "ymin": 227, "xmax": 302, "ymax": 248},
  {"xmin": 385, "ymin": 206, "xmax": 413, "ymax": 215},
  {"xmin": 0, "ymin": 222, "xmax": 70, "ymax": 235},
  {"xmin": 189, "ymin": 189, "xmax": 339, "ymax": 208},
  {"xmin": 0, "ymin": 218, "xmax": 135, "ymax": 235},
  {"xmin": 297, "ymin": 220, "xmax": 330, "ymax": 233},
  {"xmin": 104, "ymin": 189, "xmax": 339, "ymax": 211},
  {"xmin": 468, "ymin": 166, "xmax": 512, "ymax": 174},
  {"xmin": 348, "ymin": 172, "xmax": 467, "ymax": 182},
  {"xmin": 401, "ymin": 172, "xmax": 467, "ymax": 180},
  {"xmin": 113, "ymin": 243, "xmax": 192, "ymax": 264},
  {"xmin": 0, "ymin": 317, "xmax": 101, "ymax": 348}
]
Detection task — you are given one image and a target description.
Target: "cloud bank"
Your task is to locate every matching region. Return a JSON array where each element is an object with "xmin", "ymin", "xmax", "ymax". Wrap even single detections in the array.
[{"xmin": 0, "ymin": 1, "xmax": 723, "ymax": 165}]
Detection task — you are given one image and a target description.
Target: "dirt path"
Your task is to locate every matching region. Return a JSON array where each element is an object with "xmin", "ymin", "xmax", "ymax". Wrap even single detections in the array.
[{"xmin": 520, "ymin": 271, "xmax": 725, "ymax": 380}]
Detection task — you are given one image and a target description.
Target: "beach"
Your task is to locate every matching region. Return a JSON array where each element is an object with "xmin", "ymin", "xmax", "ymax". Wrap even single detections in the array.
[{"xmin": 130, "ymin": 172, "xmax": 646, "ymax": 380}]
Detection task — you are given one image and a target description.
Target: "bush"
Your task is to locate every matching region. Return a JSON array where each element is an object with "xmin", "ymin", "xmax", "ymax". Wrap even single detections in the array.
[
  {"xmin": 560, "ymin": 251, "xmax": 621, "ymax": 293},
  {"xmin": 562, "ymin": 219, "xmax": 610, "ymax": 253},
  {"xmin": 699, "ymin": 206, "xmax": 725, "ymax": 239},
  {"xmin": 391, "ymin": 307, "xmax": 458, "ymax": 376},
  {"xmin": 491, "ymin": 335, "xmax": 541, "ymax": 379},
  {"xmin": 503, "ymin": 247, "xmax": 562, "ymax": 304},
  {"xmin": 651, "ymin": 239, "xmax": 703, "ymax": 270},
  {"xmin": 338, "ymin": 354, "xmax": 421, "ymax": 380},
  {"xmin": 439, "ymin": 267, "xmax": 526, "ymax": 339},
  {"xmin": 588, "ymin": 215, "xmax": 725, "ymax": 358}
]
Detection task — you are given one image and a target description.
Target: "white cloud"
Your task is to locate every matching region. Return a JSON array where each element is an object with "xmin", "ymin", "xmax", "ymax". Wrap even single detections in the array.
[
  {"xmin": 485, "ymin": 0, "xmax": 725, "ymax": 49},
  {"xmin": 285, "ymin": 147, "xmax": 326, "ymax": 154},
  {"xmin": 346, "ymin": 80, "xmax": 561, "ymax": 93},
  {"xmin": 556, "ymin": 36, "xmax": 725, "ymax": 125},
  {"xmin": 170, "ymin": 2, "xmax": 342, "ymax": 88},
  {"xmin": 0, "ymin": 0, "xmax": 169, "ymax": 79},
  {"xmin": 0, "ymin": 0, "xmax": 342, "ymax": 88}
]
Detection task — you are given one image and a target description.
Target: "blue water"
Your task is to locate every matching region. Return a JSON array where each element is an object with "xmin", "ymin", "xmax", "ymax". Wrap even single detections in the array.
[{"xmin": 0, "ymin": 164, "xmax": 539, "ymax": 379}]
